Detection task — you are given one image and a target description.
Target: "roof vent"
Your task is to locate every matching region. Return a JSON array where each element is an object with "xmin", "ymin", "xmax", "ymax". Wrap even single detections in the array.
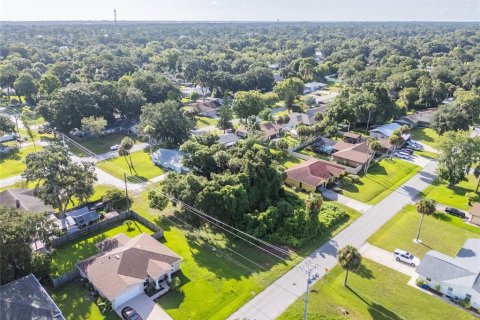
[{"xmin": 115, "ymin": 255, "xmax": 120, "ymax": 259}]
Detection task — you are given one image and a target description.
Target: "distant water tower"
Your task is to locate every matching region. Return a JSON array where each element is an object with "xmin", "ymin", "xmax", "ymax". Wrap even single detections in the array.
[{"xmin": 114, "ymin": 9, "xmax": 117, "ymax": 22}]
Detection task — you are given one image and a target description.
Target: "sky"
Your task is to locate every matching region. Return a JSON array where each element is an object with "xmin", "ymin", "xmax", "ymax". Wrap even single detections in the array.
[{"xmin": 1, "ymin": 0, "xmax": 479, "ymax": 22}]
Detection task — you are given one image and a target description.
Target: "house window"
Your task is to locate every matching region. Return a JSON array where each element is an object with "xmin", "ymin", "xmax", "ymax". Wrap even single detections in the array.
[
  {"xmin": 426, "ymin": 277, "xmax": 431, "ymax": 281},
  {"xmin": 466, "ymin": 294, "xmax": 472, "ymax": 303}
]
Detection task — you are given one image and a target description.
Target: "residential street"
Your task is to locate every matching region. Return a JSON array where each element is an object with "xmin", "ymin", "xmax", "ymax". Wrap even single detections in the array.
[{"xmin": 228, "ymin": 160, "xmax": 438, "ymax": 320}]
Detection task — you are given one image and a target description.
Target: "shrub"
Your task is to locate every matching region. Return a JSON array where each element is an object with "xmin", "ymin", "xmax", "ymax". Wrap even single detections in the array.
[
  {"xmin": 459, "ymin": 300, "xmax": 471, "ymax": 309},
  {"xmin": 434, "ymin": 284, "xmax": 441, "ymax": 292},
  {"xmin": 348, "ymin": 174, "xmax": 360, "ymax": 182},
  {"xmin": 125, "ymin": 220, "xmax": 134, "ymax": 231},
  {"xmin": 342, "ymin": 176, "xmax": 353, "ymax": 185},
  {"xmin": 466, "ymin": 192, "xmax": 479, "ymax": 205},
  {"xmin": 415, "ymin": 278, "xmax": 425, "ymax": 286},
  {"xmin": 334, "ymin": 187, "xmax": 342, "ymax": 193},
  {"xmin": 96, "ymin": 296, "xmax": 112, "ymax": 314},
  {"xmin": 170, "ymin": 276, "xmax": 182, "ymax": 292},
  {"xmin": 102, "ymin": 189, "xmax": 128, "ymax": 210}
]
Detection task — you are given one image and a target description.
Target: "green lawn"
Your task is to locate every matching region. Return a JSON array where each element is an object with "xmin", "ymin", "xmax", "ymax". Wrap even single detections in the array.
[
  {"xmin": 421, "ymin": 175, "xmax": 478, "ymax": 210},
  {"xmin": 128, "ymin": 185, "xmax": 361, "ymax": 320},
  {"xmin": 51, "ymin": 220, "xmax": 153, "ymax": 277},
  {"xmin": 369, "ymin": 205, "xmax": 480, "ymax": 258},
  {"xmin": 67, "ymin": 184, "xmax": 120, "ymax": 210},
  {"xmin": 342, "ymin": 159, "xmax": 422, "ymax": 204},
  {"xmin": 298, "ymin": 148, "xmax": 331, "ymax": 161},
  {"xmin": 0, "ymin": 144, "xmax": 43, "ymax": 179},
  {"xmin": 279, "ymin": 259, "xmax": 475, "ymax": 320},
  {"xmin": 411, "ymin": 127, "xmax": 440, "ymax": 148},
  {"xmin": 278, "ymin": 155, "xmax": 304, "ymax": 169},
  {"xmin": 415, "ymin": 149, "xmax": 438, "ymax": 159},
  {"xmin": 70, "ymin": 134, "xmax": 141, "ymax": 156},
  {"xmin": 96, "ymin": 150, "xmax": 164, "ymax": 182},
  {"xmin": 48, "ymin": 279, "xmax": 117, "ymax": 320},
  {"xmin": 195, "ymin": 116, "xmax": 218, "ymax": 128}
]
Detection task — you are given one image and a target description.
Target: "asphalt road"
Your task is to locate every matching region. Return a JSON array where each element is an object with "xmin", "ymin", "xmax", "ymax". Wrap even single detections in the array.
[{"xmin": 228, "ymin": 160, "xmax": 438, "ymax": 320}]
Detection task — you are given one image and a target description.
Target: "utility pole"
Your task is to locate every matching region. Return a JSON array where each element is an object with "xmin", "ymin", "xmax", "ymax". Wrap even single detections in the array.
[
  {"xmin": 124, "ymin": 173, "xmax": 130, "ymax": 211},
  {"xmin": 302, "ymin": 262, "xmax": 318, "ymax": 320}
]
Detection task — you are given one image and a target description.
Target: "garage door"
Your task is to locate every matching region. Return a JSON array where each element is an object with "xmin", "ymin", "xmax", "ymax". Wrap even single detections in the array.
[{"xmin": 113, "ymin": 285, "xmax": 143, "ymax": 309}]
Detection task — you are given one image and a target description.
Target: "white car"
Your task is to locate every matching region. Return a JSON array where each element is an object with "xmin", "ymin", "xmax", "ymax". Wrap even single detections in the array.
[
  {"xmin": 394, "ymin": 249, "xmax": 420, "ymax": 267},
  {"xmin": 110, "ymin": 144, "xmax": 120, "ymax": 151},
  {"xmin": 394, "ymin": 152, "xmax": 410, "ymax": 159}
]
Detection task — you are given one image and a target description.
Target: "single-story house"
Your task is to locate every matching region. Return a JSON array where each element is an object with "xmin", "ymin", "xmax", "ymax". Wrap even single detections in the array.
[
  {"xmin": 313, "ymin": 92, "xmax": 337, "ymax": 105},
  {"xmin": 49, "ymin": 213, "xmax": 78, "ymax": 234},
  {"xmin": 469, "ymin": 203, "xmax": 480, "ymax": 225},
  {"xmin": 66, "ymin": 206, "xmax": 100, "ymax": 229},
  {"xmin": 77, "ymin": 233, "xmax": 182, "ymax": 309},
  {"xmin": 182, "ymin": 86, "xmax": 210, "ymax": 98},
  {"xmin": 283, "ymin": 113, "xmax": 317, "ymax": 131},
  {"xmin": 0, "ymin": 189, "xmax": 54, "ymax": 213},
  {"xmin": 395, "ymin": 108, "xmax": 436, "ymax": 128},
  {"xmin": 378, "ymin": 138, "xmax": 394, "ymax": 154},
  {"xmin": 0, "ymin": 273, "xmax": 64, "ymax": 320},
  {"xmin": 260, "ymin": 122, "xmax": 283, "ymax": 140},
  {"xmin": 193, "ymin": 100, "xmax": 220, "ymax": 118},
  {"xmin": 285, "ymin": 158, "xmax": 345, "ymax": 192},
  {"xmin": 102, "ymin": 118, "xmax": 139, "ymax": 136},
  {"xmin": 342, "ymin": 132, "xmax": 362, "ymax": 144},
  {"xmin": 332, "ymin": 141, "xmax": 371, "ymax": 168},
  {"xmin": 151, "ymin": 148, "xmax": 188, "ymax": 173},
  {"xmin": 218, "ymin": 133, "xmax": 240, "ymax": 147},
  {"xmin": 369, "ymin": 123, "xmax": 410, "ymax": 141},
  {"xmin": 303, "ymin": 82, "xmax": 327, "ymax": 94},
  {"xmin": 235, "ymin": 127, "xmax": 249, "ymax": 138},
  {"xmin": 305, "ymin": 105, "xmax": 328, "ymax": 115},
  {"xmin": 416, "ymin": 238, "xmax": 480, "ymax": 308}
]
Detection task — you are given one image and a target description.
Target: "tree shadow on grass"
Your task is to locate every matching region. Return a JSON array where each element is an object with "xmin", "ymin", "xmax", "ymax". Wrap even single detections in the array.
[
  {"xmin": 432, "ymin": 212, "xmax": 452, "ymax": 222},
  {"xmin": 127, "ymin": 175, "xmax": 148, "ymax": 183},
  {"xmin": 347, "ymin": 286, "xmax": 403, "ymax": 320},
  {"xmin": 354, "ymin": 264, "xmax": 375, "ymax": 280}
]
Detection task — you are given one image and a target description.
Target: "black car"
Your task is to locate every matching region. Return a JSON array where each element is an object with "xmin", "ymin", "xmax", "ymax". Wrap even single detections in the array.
[
  {"xmin": 445, "ymin": 207, "xmax": 465, "ymax": 218},
  {"xmin": 121, "ymin": 307, "xmax": 143, "ymax": 320}
]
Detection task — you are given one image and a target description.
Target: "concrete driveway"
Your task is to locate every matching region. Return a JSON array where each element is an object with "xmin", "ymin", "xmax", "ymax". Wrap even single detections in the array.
[
  {"xmin": 116, "ymin": 294, "xmax": 172, "ymax": 320},
  {"xmin": 360, "ymin": 243, "xmax": 417, "ymax": 277}
]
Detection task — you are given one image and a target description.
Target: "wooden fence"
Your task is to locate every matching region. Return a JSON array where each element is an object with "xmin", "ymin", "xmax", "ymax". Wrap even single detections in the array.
[{"xmin": 50, "ymin": 210, "xmax": 163, "ymax": 287}]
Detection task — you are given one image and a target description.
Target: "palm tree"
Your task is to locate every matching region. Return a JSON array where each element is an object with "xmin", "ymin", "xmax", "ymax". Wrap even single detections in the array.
[
  {"xmin": 415, "ymin": 198, "xmax": 436, "ymax": 243},
  {"xmin": 119, "ymin": 137, "xmax": 137, "ymax": 175},
  {"xmin": 337, "ymin": 245, "xmax": 362, "ymax": 287},
  {"xmin": 388, "ymin": 130, "xmax": 405, "ymax": 158},
  {"xmin": 364, "ymin": 138, "xmax": 382, "ymax": 174}
]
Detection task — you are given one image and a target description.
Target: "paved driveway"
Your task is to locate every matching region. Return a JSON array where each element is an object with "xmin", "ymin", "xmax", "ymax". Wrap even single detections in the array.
[
  {"xmin": 360, "ymin": 243, "xmax": 417, "ymax": 277},
  {"xmin": 116, "ymin": 294, "xmax": 172, "ymax": 320}
]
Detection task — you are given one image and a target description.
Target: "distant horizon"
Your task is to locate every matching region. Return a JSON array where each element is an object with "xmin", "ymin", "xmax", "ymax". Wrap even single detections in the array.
[
  {"xmin": 1, "ymin": 20, "xmax": 479, "ymax": 23},
  {"xmin": 1, "ymin": 0, "xmax": 478, "ymax": 23}
]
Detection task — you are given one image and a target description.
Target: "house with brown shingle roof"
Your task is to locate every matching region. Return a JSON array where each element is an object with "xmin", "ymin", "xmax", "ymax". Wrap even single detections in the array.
[
  {"xmin": 76, "ymin": 233, "xmax": 181, "ymax": 309},
  {"xmin": 285, "ymin": 159, "xmax": 345, "ymax": 192},
  {"xmin": 470, "ymin": 203, "xmax": 480, "ymax": 226},
  {"xmin": 332, "ymin": 141, "xmax": 372, "ymax": 168}
]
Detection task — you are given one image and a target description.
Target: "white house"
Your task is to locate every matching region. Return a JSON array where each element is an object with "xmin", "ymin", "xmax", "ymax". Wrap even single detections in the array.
[
  {"xmin": 369, "ymin": 123, "xmax": 410, "ymax": 141},
  {"xmin": 151, "ymin": 148, "xmax": 188, "ymax": 173},
  {"xmin": 77, "ymin": 233, "xmax": 182, "ymax": 309},
  {"xmin": 416, "ymin": 239, "xmax": 480, "ymax": 308},
  {"xmin": 303, "ymin": 82, "xmax": 327, "ymax": 94}
]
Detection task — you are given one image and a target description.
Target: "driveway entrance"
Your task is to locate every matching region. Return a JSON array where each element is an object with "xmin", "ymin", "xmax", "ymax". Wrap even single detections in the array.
[{"xmin": 116, "ymin": 294, "xmax": 172, "ymax": 320}]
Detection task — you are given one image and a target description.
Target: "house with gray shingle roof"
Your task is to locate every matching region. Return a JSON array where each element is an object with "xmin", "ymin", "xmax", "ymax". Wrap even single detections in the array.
[{"xmin": 416, "ymin": 238, "xmax": 480, "ymax": 308}]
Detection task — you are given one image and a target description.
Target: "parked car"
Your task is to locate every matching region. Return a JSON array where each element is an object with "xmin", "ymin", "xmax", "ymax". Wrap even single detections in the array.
[
  {"xmin": 397, "ymin": 150, "xmax": 411, "ymax": 156},
  {"xmin": 394, "ymin": 152, "xmax": 410, "ymax": 160},
  {"xmin": 401, "ymin": 148, "xmax": 414, "ymax": 155},
  {"xmin": 110, "ymin": 144, "xmax": 120, "ymax": 151},
  {"xmin": 394, "ymin": 249, "xmax": 420, "ymax": 267},
  {"xmin": 445, "ymin": 207, "xmax": 465, "ymax": 218},
  {"xmin": 406, "ymin": 141, "xmax": 423, "ymax": 150},
  {"xmin": 121, "ymin": 307, "xmax": 143, "ymax": 320}
]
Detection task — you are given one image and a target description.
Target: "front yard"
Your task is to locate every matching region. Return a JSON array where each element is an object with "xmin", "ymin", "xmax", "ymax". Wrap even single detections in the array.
[
  {"xmin": 0, "ymin": 144, "xmax": 43, "ymax": 179},
  {"xmin": 50, "ymin": 220, "xmax": 154, "ymax": 277},
  {"xmin": 369, "ymin": 205, "xmax": 480, "ymax": 258},
  {"xmin": 342, "ymin": 158, "xmax": 422, "ymax": 204},
  {"xmin": 279, "ymin": 259, "xmax": 475, "ymax": 320},
  {"xmin": 411, "ymin": 127, "xmax": 440, "ymax": 148},
  {"xmin": 421, "ymin": 175, "xmax": 479, "ymax": 210},
  {"xmin": 96, "ymin": 149, "xmax": 164, "ymax": 182},
  {"xmin": 195, "ymin": 116, "xmax": 218, "ymax": 128}
]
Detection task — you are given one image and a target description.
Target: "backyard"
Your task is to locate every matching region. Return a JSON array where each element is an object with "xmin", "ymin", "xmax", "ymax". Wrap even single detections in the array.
[
  {"xmin": 96, "ymin": 149, "xmax": 164, "ymax": 182},
  {"xmin": 342, "ymin": 158, "xmax": 422, "ymax": 204},
  {"xmin": 277, "ymin": 154, "xmax": 304, "ymax": 169},
  {"xmin": 128, "ymin": 185, "xmax": 361, "ymax": 319},
  {"xmin": 421, "ymin": 175, "xmax": 479, "ymax": 210},
  {"xmin": 279, "ymin": 259, "xmax": 475, "ymax": 320},
  {"xmin": 0, "ymin": 144, "xmax": 43, "ymax": 179},
  {"xmin": 195, "ymin": 116, "xmax": 218, "ymax": 128},
  {"xmin": 50, "ymin": 220, "xmax": 153, "ymax": 277},
  {"xmin": 411, "ymin": 127, "xmax": 440, "ymax": 148},
  {"xmin": 369, "ymin": 205, "xmax": 480, "ymax": 258}
]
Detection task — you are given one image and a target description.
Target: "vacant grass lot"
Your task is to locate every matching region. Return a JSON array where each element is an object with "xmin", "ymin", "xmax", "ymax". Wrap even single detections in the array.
[
  {"xmin": 369, "ymin": 205, "xmax": 480, "ymax": 258},
  {"xmin": 411, "ymin": 127, "xmax": 440, "ymax": 148},
  {"xmin": 195, "ymin": 116, "xmax": 218, "ymax": 128},
  {"xmin": 279, "ymin": 259, "xmax": 475, "ymax": 320},
  {"xmin": 421, "ymin": 175, "xmax": 478, "ymax": 210},
  {"xmin": 48, "ymin": 279, "xmax": 117, "ymax": 320},
  {"xmin": 128, "ymin": 185, "xmax": 361, "ymax": 320},
  {"xmin": 69, "ymin": 134, "xmax": 141, "ymax": 156},
  {"xmin": 0, "ymin": 144, "xmax": 43, "ymax": 179},
  {"xmin": 342, "ymin": 159, "xmax": 422, "ymax": 204},
  {"xmin": 50, "ymin": 220, "xmax": 153, "ymax": 277},
  {"xmin": 96, "ymin": 150, "xmax": 164, "ymax": 182}
]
